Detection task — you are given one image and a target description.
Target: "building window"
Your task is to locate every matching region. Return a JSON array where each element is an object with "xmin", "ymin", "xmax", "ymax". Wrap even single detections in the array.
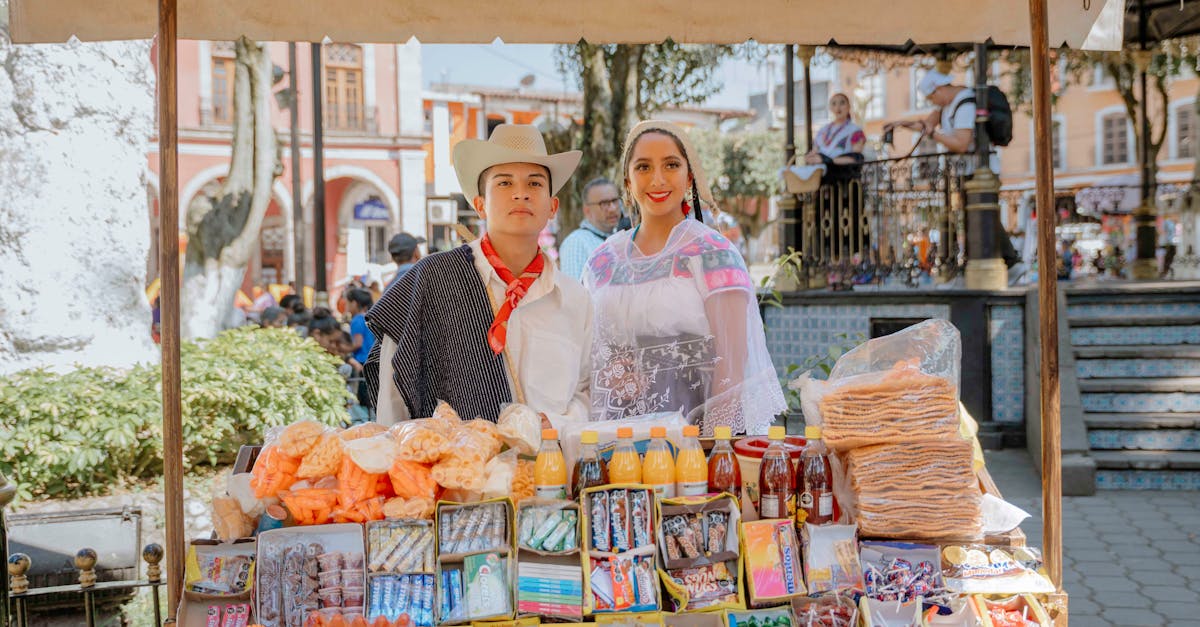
[
  {"xmin": 211, "ymin": 41, "xmax": 236, "ymax": 125},
  {"xmin": 1090, "ymin": 62, "xmax": 1115, "ymax": 89},
  {"xmin": 1176, "ymin": 103, "xmax": 1197, "ymax": 160},
  {"xmin": 1100, "ymin": 113, "xmax": 1130, "ymax": 165},
  {"xmin": 366, "ymin": 226, "xmax": 389, "ymax": 265},
  {"xmin": 856, "ymin": 71, "xmax": 885, "ymax": 120},
  {"xmin": 910, "ymin": 67, "xmax": 931, "ymax": 110},
  {"xmin": 324, "ymin": 43, "xmax": 365, "ymax": 131}
]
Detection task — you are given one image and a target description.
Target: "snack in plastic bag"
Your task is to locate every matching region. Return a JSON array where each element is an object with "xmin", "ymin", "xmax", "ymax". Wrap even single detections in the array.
[
  {"xmin": 250, "ymin": 445, "xmax": 301, "ymax": 498},
  {"xmin": 801, "ymin": 523, "xmax": 863, "ymax": 594},
  {"xmin": 336, "ymin": 456, "xmax": 384, "ymax": 508},
  {"xmin": 942, "ymin": 546, "xmax": 1054, "ymax": 594},
  {"xmin": 392, "ymin": 420, "xmax": 452, "ymax": 464},
  {"xmin": 297, "ymin": 433, "xmax": 345, "ymax": 479},
  {"xmin": 280, "ymin": 478, "xmax": 339, "ymax": 525},
  {"xmin": 340, "ymin": 422, "xmax": 389, "ymax": 441},
  {"xmin": 431, "ymin": 455, "xmax": 487, "ymax": 491},
  {"xmin": 497, "ymin": 403, "xmax": 542, "ymax": 456},
  {"xmin": 512, "ymin": 460, "xmax": 535, "ymax": 502},
  {"xmin": 458, "ymin": 419, "xmax": 504, "ymax": 460},
  {"xmin": 279, "ymin": 420, "xmax": 327, "ymax": 457},
  {"xmin": 429, "ymin": 400, "xmax": 462, "ymax": 432},
  {"xmin": 383, "ymin": 496, "xmax": 436, "ymax": 520},
  {"xmin": 798, "ymin": 319, "xmax": 961, "ymax": 452},
  {"xmin": 343, "ymin": 433, "xmax": 399, "ymax": 474},
  {"xmin": 388, "ymin": 459, "xmax": 438, "ymax": 499},
  {"xmin": 791, "ymin": 592, "xmax": 859, "ymax": 627},
  {"xmin": 846, "ymin": 439, "xmax": 982, "ymax": 542},
  {"xmin": 481, "ymin": 449, "xmax": 518, "ymax": 500},
  {"xmin": 334, "ymin": 496, "xmax": 385, "ymax": 523},
  {"xmin": 212, "ymin": 496, "xmax": 253, "ymax": 540}
]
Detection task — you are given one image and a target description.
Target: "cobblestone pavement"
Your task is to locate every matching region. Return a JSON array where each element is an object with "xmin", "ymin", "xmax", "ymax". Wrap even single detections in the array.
[{"xmin": 985, "ymin": 449, "xmax": 1200, "ymax": 627}]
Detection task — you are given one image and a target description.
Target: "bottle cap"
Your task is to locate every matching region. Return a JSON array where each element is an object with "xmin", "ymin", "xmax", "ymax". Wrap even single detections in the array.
[
  {"xmin": 804, "ymin": 426, "xmax": 822, "ymax": 440},
  {"xmin": 581, "ymin": 430, "xmax": 599, "ymax": 445},
  {"xmin": 714, "ymin": 426, "xmax": 732, "ymax": 440},
  {"xmin": 617, "ymin": 427, "xmax": 633, "ymax": 438},
  {"xmin": 768, "ymin": 426, "xmax": 786, "ymax": 441},
  {"xmin": 542, "ymin": 428, "xmax": 558, "ymax": 440},
  {"xmin": 650, "ymin": 426, "xmax": 667, "ymax": 438},
  {"xmin": 682, "ymin": 425, "xmax": 699, "ymax": 438}
]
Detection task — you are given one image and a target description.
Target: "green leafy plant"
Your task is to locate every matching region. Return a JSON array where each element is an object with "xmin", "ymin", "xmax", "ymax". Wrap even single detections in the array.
[
  {"xmin": 0, "ymin": 327, "xmax": 351, "ymax": 502},
  {"xmin": 779, "ymin": 332, "xmax": 867, "ymax": 415}
]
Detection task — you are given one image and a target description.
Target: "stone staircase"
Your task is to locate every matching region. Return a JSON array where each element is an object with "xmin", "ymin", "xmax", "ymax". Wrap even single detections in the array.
[{"xmin": 1067, "ymin": 283, "xmax": 1200, "ymax": 490}]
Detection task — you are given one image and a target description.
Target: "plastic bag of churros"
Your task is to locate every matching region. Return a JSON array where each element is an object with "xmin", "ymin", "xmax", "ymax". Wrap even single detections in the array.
[{"xmin": 796, "ymin": 319, "xmax": 962, "ymax": 452}]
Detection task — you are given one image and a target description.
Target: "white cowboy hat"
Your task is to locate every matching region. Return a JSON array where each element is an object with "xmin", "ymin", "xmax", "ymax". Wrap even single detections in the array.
[{"xmin": 452, "ymin": 124, "xmax": 582, "ymax": 201}]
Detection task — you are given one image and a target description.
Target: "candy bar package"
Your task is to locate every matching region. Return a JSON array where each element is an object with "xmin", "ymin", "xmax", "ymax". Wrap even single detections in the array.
[
  {"xmin": 516, "ymin": 500, "xmax": 583, "ymax": 619},
  {"xmin": 859, "ymin": 541, "xmax": 952, "ymax": 608},
  {"xmin": 436, "ymin": 499, "xmax": 514, "ymax": 556},
  {"xmin": 940, "ymin": 546, "xmax": 1053, "ymax": 595},
  {"xmin": 581, "ymin": 486, "xmax": 659, "ymax": 614},
  {"xmin": 739, "ymin": 519, "xmax": 805, "ymax": 606},
  {"xmin": 368, "ymin": 519, "xmax": 435, "ymax": 574},
  {"xmin": 656, "ymin": 494, "xmax": 743, "ymax": 611},
  {"xmin": 368, "ymin": 574, "xmax": 436, "ymax": 626},
  {"xmin": 254, "ymin": 523, "xmax": 366, "ymax": 627},
  {"xmin": 791, "ymin": 593, "xmax": 859, "ymax": 627},
  {"xmin": 435, "ymin": 499, "xmax": 516, "ymax": 624},
  {"xmin": 802, "ymin": 523, "xmax": 864, "ymax": 595}
]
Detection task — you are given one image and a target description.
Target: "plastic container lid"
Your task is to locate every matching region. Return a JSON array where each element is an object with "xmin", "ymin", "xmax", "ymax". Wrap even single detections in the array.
[
  {"xmin": 581, "ymin": 430, "xmax": 599, "ymax": 445},
  {"xmin": 617, "ymin": 427, "xmax": 633, "ymax": 438},
  {"xmin": 804, "ymin": 425, "xmax": 822, "ymax": 440},
  {"xmin": 650, "ymin": 426, "xmax": 667, "ymax": 437},
  {"xmin": 768, "ymin": 426, "xmax": 786, "ymax": 440},
  {"xmin": 713, "ymin": 426, "xmax": 732, "ymax": 440},
  {"xmin": 733, "ymin": 435, "xmax": 807, "ymax": 460},
  {"xmin": 682, "ymin": 425, "xmax": 699, "ymax": 437},
  {"xmin": 542, "ymin": 428, "xmax": 558, "ymax": 440}
]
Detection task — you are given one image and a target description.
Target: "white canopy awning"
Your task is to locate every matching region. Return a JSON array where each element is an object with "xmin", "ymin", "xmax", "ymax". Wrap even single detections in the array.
[{"xmin": 9, "ymin": 0, "xmax": 1125, "ymax": 49}]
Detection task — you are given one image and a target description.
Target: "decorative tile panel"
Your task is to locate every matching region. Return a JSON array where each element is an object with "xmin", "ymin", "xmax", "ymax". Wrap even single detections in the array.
[
  {"xmin": 1077, "ymin": 358, "xmax": 1200, "ymax": 379},
  {"xmin": 1082, "ymin": 392, "xmax": 1200, "ymax": 413},
  {"xmin": 1071, "ymin": 326, "xmax": 1200, "ymax": 346},
  {"xmin": 1088, "ymin": 429, "xmax": 1200, "ymax": 451},
  {"xmin": 1068, "ymin": 302, "xmax": 1200, "ymax": 319},
  {"xmin": 1096, "ymin": 470, "xmax": 1200, "ymax": 490},
  {"xmin": 989, "ymin": 305, "xmax": 1025, "ymax": 424}
]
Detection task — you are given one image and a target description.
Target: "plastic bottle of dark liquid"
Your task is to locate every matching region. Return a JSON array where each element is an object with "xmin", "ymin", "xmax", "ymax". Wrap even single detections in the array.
[
  {"xmin": 757, "ymin": 426, "xmax": 794, "ymax": 519},
  {"xmin": 571, "ymin": 430, "xmax": 608, "ymax": 498},
  {"xmin": 707, "ymin": 426, "xmax": 742, "ymax": 495},
  {"xmin": 798, "ymin": 425, "xmax": 835, "ymax": 525}
]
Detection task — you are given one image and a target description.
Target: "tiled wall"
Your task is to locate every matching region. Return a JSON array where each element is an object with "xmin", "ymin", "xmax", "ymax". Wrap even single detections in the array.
[
  {"xmin": 1077, "ymin": 358, "xmax": 1200, "ymax": 378},
  {"xmin": 1067, "ymin": 302, "xmax": 1200, "ymax": 318},
  {"xmin": 763, "ymin": 302, "xmax": 1026, "ymax": 424},
  {"xmin": 1082, "ymin": 392, "xmax": 1200, "ymax": 413},
  {"xmin": 1071, "ymin": 325, "xmax": 1200, "ymax": 346},
  {"xmin": 1097, "ymin": 470, "xmax": 1200, "ymax": 490}
]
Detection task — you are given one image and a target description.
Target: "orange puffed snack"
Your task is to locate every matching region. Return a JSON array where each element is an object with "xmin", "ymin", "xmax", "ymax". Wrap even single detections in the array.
[
  {"xmin": 392, "ymin": 420, "xmax": 451, "ymax": 464},
  {"xmin": 336, "ymin": 456, "xmax": 383, "ymax": 508},
  {"xmin": 388, "ymin": 460, "xmax": 438, "ymax": 499},
  {"xmin": 334, "ymin": 496, "xmax": 385, "ymax": 523},
  {"xmin": 297, "ymin": 433, "xmax": 344, "ymax": 479},
  {"xmin": 279, "ymin": 420, "xmax": 326, "ymax": 458},
  {"xmin": 280, "ymin": 484, "xmax": 339, "ymax": 525},
  {"xmin": 382, "ymin": 496, "xmax": 435, "ymax": 520},
  {"xmin": 250, "ymin": 445, "xmax": 301, "ymax": 498},
  {"xmin": 340, "ymin": 422, "xmax": 389, "ymax": 441}
]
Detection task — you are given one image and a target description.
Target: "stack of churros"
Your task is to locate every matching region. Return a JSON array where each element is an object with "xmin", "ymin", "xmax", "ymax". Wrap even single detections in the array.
[
  {"xmin": 817, "ymin": 364, "xmax": 959, "ymax": 452},
  {"xmin": 845, "ymin": 438, "xmax": 982, "ymax": 541}
]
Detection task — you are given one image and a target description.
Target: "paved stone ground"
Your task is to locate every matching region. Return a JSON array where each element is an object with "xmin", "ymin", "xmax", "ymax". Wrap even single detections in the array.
[{"xmin": 985, "ymin": 449, "xmax": 1200, "ymax": 627}]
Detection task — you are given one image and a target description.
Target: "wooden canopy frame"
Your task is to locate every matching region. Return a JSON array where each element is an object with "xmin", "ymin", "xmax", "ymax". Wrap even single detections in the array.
[{"xmin": 7, "ymin": 0, "xmax": 1124, "ymax": 621}]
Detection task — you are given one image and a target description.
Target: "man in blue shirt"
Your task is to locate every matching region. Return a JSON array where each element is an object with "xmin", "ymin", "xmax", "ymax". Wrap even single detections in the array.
[
  {"xmin": 558, "ymin": 177, "xmax": 622, "ymax": 280},
  {"xmin": 387, "ymin": 232, "xmax": 425, "ymax": 287}
]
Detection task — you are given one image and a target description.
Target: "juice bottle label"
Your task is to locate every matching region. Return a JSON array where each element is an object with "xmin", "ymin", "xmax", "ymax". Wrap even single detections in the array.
[
  {"xmin": 677, "ymin": 481, "xmax": 707, "ymax": 497},
  {"xmin": 536, "ymin": 485, "xmax": 566, "ymax": 500},
  {"xmin": 818, "ymin": 492, "xmax": 833, "ymax": 517},
  {"xmin": 760, "ymin": 494, "xmax": 786, "ymax": 519},
  {"xmin": 650, "ymin": 483, "xmax": 675, "ymax": 499}
]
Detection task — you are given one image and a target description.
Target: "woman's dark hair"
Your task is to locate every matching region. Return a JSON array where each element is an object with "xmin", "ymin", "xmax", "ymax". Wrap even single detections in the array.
[
  {"xmin": 345, "ymin": 288, "xmax": 373, "ymax": 310},
  {"xmin": 308, "ymin": 307, "xmax": 339, "ymax": 336},
  {"xmin": 287, "ymin": 312, "xmax": 311, "ymax": 327},
  {"xmin": 622, "ymin": 129, "xmax": 703, "ymax": 225},
  {"xmin": 280, "ymin": 294, "xmax": 303, "ymax": 313}
]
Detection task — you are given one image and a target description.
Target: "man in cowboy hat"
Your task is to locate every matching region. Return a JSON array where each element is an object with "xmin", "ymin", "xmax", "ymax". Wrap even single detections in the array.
[{"xmin": 365, "ymin": 124, "xmax": 592, "ymax": 428}]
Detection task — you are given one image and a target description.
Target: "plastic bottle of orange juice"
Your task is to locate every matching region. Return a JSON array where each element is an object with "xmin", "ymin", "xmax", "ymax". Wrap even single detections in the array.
[
  {"xmin": 608, "ymin": 427, "xmax": 642, "ymax": 484},
  {"xmin": 642, "ymin": 427, "xmax": 676, "ymax": 499},
  {"xmin": 534, "ymin": 429, "xmax": 568, "ymax": 499},
  {"xmin": 675, "ymin": 425, "xmax": 708, "ymax": 496}
]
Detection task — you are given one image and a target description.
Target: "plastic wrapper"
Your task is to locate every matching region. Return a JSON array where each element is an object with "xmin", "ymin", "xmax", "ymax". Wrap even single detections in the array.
[
  {"xmin": 860, "ymin": 541, "xmax": 953, "ymax": 607},
  {"xmin": 517, "ymin": 502, "xmax": 578, "ymax": 553},
  {"xmin": 437, "ymin": 502, "xmax": 509, "ymax": 555},
  {"xmin": 213, "ymin": 496, "xmax": 254, "ymax": 541},
  {"xmin": 280, "ymin": 420, "xmax": 328, "ymax": 458},
  {"xmin": 430, "ymin": 428, "xmax": 492, "ymax": 491},
  {"xmin": 456, "ymin": 420, "xmax": 504, "ymax": 460},
  {"xmin": 334, "ymin": 496, "xmax": 386, "ymax": 523},
  {"xmin": 251, "ymin": 445, "xmax": 302, "ymax": 499},
  {"xmin": 391, "ymin": 420, "xmax": 452, "ymax": 464},
  {"xmin": 298, "ymin": 434, "xmax": 345, "ymax": 479},
  {"xmin": 388, "ymin": 460, "xmax": 438, "ymax": 500},
  {"xmin": 281, "ymin": 479, "xmax": 341, "ymax": 525},
  {"xmin": 343, "ymin": 434, "xmax": 399, "ymax": 474},
  {"xmin": 429, "ymin": 400, "xmax": 462, "ymax": 433},
  {"xmin": 797, "ymin": 319, "xmax": 961, "ymax": 452},
  {"xmin": 336, "ymin": 456, "xmax": 385, "ymax": 508},
  {"xmin": 791, "ymin": 593, "xmax": 859, "ymax": 627},
  {"xmin": 496, "ymin": 403, "xmax": 542, "ymax": 456},
  {"xmin": 512, "ymin": 460, "xmax": 535, "ymax": 502},
  {"xmin": 845, "ymin": 439, "xmax": 983, "ymax": 542},
  {"xmin": 941, "ymin": 546, "xmax": 1054, "ymax": 594},
  {"xmin": 802, "ymin": 523, "xmax": 863, "ymax": 594},
  {"xmin": 481, "ymin": 449, "xmax": 518, "ymax": 500},
  {"xmin": 382, "ymin": 496, "xmax": 436, "ymax": 520},
  {"xmin": 186, "ymin": 542, "xmax": 255, "ymax": 595},
  {"xmin": 340, "ymin": 422, "xmax": 389, "ymax": 441}
]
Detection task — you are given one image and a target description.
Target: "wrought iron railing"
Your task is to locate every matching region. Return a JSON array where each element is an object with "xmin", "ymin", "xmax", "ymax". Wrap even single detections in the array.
[{"xmin": 792, "ymin": 152, "xmax": 974, "ymax": 288}]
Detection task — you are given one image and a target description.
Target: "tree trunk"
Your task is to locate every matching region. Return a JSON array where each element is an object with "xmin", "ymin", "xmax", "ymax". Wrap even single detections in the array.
[
  {"xmin": 564, "ymin": 44, "xmax": 615, "ymax": 239},
  {"xmin": 181, "ymin": 38, "xmax": 279, "ymax": 339}
]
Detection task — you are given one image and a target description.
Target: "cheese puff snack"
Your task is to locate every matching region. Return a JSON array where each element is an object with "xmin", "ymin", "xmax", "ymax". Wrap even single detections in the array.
[
  {"xmin": 250, "ymin": 445, "xmax": 301, "ymax": 498},
  {"xmin": 391, "ymin": 420, "xmax": 452, "ymax": 464},
  {"xmin": 431, "ymin": 454, "xmax": 487, "ymax": 491},
  {"xmin": 339, "ymin": 422, "xmax": 388, "ymax": 441},
  {"xmin": 279, "ymin": 420, "xmax": 326, "ymax": 457},
  {"xmin": 458, "ymin": 419, "xmax": 504, "ymax": 459},
  {"xmin": 428, "ymin": 400, "xmax": 462, "ymax": 433},
  {"xmin": 512, "ymin": 460, "xmax": 535, "ymax": 502},
  {"xmin": 382, "ymin": 496, "xmax": 436, "ymax": 520},
  {"xmin": 297, "ymin": 433, "xmax": 344, "ymax": 479}
]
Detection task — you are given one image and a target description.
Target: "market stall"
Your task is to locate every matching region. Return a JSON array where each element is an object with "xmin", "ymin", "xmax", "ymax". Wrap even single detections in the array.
[{"xmin": 6, "ymin": 0, "xmax": 1125, "ymax": 625}]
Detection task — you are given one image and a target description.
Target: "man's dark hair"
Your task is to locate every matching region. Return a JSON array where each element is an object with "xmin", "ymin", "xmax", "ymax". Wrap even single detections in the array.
[
  {"xmin": 262, "ymin": 306, "xmax": 286, "ymax": 326},
  {"xmin": 346, "ymin": 288, "xmax": 373, "ymax": 310},
  {"xmin": 287, "ymin": 311, "xmax": 311, "ymax": 327},
  {"xmin": 477, "ymin": 164, "xmax": 552, "ymax": 200},
  {"xmin": 582, "ymin": 177, "xmax": 616, "ymax": 202},
  {"xmin": 279, "ymin": 294, "xmax": 303, "ymax": 313},
  {"xmin": 392, "ymin": 251, "xmax": 416, "ymax": 264},
  {"xmin": 308, "ymin": 307, "xmax": 339, "ymax": 335}
]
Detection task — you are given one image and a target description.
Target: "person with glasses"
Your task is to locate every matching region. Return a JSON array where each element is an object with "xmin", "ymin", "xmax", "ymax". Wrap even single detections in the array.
[{"xmin": 559, "ymin": 177, "xmax": 622, "ymax": 279}]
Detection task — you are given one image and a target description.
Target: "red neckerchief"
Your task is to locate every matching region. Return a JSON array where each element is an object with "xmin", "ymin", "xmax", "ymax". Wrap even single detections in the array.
[{"xmin": 479, "ymin": 234, "xmax": 545, "ymax": 355}]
